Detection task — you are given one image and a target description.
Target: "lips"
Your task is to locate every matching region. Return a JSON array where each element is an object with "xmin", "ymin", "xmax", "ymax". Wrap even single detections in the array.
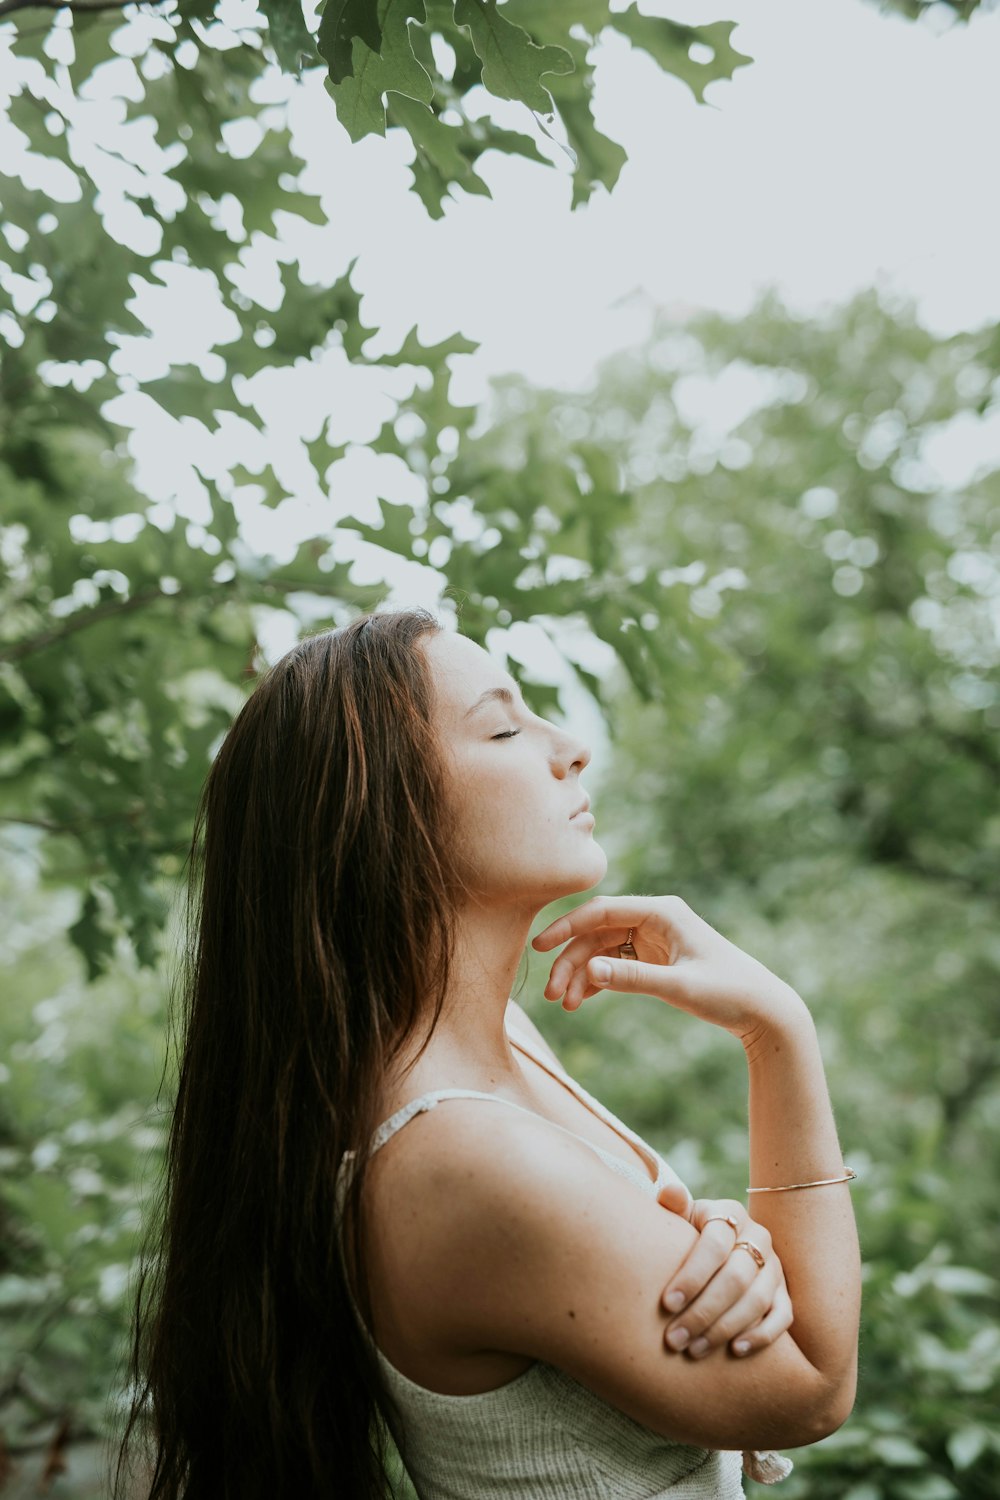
[{"xmin": 570, "ymin": 799, "xmax": 591, "ymax": 819}]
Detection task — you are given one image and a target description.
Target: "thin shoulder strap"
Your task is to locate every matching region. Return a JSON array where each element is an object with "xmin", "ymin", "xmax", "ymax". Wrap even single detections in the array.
[
  {"xmin": 373, "ymin": 1088, "xmax": 537, "ymax": 1153},
  {"xmin": 345, "ymin": 1079, "xmax": 665, "ymax": 1188},
  {"xmin": 507, "ymin": 1023, "xmax": 689, "ymax": 1198},
  {"xmin": 348, "ymin": 1019, "xmax": 581, "ymax": 1163},
  {"xmin": 340, "ymin": 1087, "xmax": 538, "ymax": 1169},
  {"xmin": 337, "ymin": 1023, "xmax": 684, "ymax": 1197},
  {"xmin": 506, "ymin": 1024, "xmax": 661, "ymax": 1169}
]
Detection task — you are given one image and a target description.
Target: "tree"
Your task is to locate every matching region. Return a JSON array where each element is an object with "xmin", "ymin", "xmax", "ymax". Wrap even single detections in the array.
[{"xmin": 1, "ymin": 0, "xmax": 753, "ymax": 974}]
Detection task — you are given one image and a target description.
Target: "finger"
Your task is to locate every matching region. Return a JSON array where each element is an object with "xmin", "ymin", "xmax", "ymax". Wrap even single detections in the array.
[
  {"xmin": 542, "ymin": 935, "xmax": 633, "ymax": 1001},
  {"xmin": 533, "ymin": 894, "xmax": 687, "ymax": 953},
  {"xmin": 656, "ymin": 1180, "xmax": 696, "ymax": 1223},
  {"xmin": 561, "ymin": 986, "xmax": 600, "ymax": 1011},
  {"xmin": 727, "ymin": 1286, "xmax": 795, "ymax": 1358},
  {"xmin": 532, "ymin": 897, "xmax": 645, "ymax": 952},
  {"xmin": 586, "ymin": 953, "xmax": 692, "ymax": 1001},
  {"xmin": 673, "ymin": 1263, "xmax": 782, "ymax": 1357},
  {"xmin": 683, "ymin": 1275, "xmax": 781, "ymax": 1358},
  {"xmin": 687, "ymin": 1197, "xmax": 747, "ymax": 1236},
  {"xmin": 560, "ymin": 960, "xmax": 608, "ymax": 1008},
  {"xmin": 659, "ymin": 1208, "xmax": 738, "ymax": 1313},
  {"xmin": 563, "ymin": 959, "xmax": 632, "ymax": 1008},
  {"xmin": 664, "ymin": 1255, "xmax": 774, "ymax": 1349},
  {"xmin": 660, "ymin": 1224, "xmax": 739, "ymax": 1327},
  {"xmin": 737, "ymin": 1219, "xmax": 772, "ymax": 1259}
]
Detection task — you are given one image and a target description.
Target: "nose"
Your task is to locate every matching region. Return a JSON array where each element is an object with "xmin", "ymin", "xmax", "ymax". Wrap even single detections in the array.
[{"xmin": 553, "ymin": 726, "xmax": 591, "ymax": 776}]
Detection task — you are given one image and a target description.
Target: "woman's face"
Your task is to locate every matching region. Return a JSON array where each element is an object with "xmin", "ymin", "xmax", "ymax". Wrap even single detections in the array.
[{"xmin": 421, "ymin": 629, "xmax": 608, "ymax": 908}]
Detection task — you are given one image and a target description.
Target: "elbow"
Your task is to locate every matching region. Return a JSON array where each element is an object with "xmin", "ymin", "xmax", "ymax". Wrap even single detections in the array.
[
  {"xmin": 800, "ymin": 1369, "xmax": 858, "ymax": 1445},
  {"xmin": 823, "ymin": 1376, "xmax": 859, "ymax": 1438},
  {"xmin": 704, "ymin": 1375, "xmax": 857, "ymax": 1452},
  {"xmin": 754, "ymin": 1366, "xmax": 858, "ymax": 1450}
]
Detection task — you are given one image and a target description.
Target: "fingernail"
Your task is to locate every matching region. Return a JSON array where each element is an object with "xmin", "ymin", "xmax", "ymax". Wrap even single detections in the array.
[
  {"xmin": 733, "ymin": 1340, "xmax": 751, "ymax": 1356},
  {"xmin": 688, "ymin": 1337, "xmax": 710, "ymax": 1358},
  {"xmin": 591, "ymin": 959, "xmax": 611, "ymax": 984},
  {"xmin": 666, "ymin": 1327, "xmax": 689, "ymax": 1350},
  {"xmin": 664, "ymin": 1291, "xmax": 685, "ymax": 1313}
]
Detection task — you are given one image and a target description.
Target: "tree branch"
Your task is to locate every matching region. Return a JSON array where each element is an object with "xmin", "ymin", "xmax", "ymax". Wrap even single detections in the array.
[
  {"xmin": 0, "ymin": 810, "xmax": 142, "ymax": 833},
  {"xmin": 0, "ymin": 585, "xmax": 167, "ymax": 662}
]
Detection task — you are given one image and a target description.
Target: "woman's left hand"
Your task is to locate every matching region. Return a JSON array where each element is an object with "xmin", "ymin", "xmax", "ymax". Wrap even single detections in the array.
[{"xmin": 655, "ymin": 1183, "xmax": 793, "ymax": 1358}]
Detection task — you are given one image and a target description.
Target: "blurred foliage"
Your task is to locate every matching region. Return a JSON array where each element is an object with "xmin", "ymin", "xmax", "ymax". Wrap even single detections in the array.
[
  {"xmin": 0, "ymin": 861, "xmax": 166, "ymax": 1476},
  {"xmin": 514, "ymin": 290, "xmax": 1000, "ymax": 1499},
  {"xmin": 873, "ymin": 0, "xmax": 990, "ymax": 20},
  {"xmin": 2, "ymin": 286, "xmax": 999, "ymax": 1493}
]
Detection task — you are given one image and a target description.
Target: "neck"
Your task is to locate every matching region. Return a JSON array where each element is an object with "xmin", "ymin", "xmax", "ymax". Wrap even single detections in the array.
[{"xmin": 393, "ymin": 898, "xmax": 539, "ymax": 1092}]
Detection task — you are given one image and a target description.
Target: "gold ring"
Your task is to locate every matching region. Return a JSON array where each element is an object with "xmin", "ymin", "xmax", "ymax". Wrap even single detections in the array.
[
  {"xmin": 733, "ymin": 1238, "xmax": 766, "ymax": 1271},
  {"xmin": 618, "ymin": 927, "xmax": 637, "ymax": 960},
  {"xmin": 703, "ymin": 1213, "xmax": 740, "ymax": 1234}
]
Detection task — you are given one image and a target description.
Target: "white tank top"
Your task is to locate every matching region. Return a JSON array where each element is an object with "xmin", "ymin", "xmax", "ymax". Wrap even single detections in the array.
[{"xmin": 334, "ymin": 1019, "xmax": 793, "ymax": 1497}]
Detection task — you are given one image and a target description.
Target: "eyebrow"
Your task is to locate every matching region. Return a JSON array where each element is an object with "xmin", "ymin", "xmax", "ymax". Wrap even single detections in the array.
[{"xmin": 463, "ymin": 684, "xmax": 520, "ymax": 719}]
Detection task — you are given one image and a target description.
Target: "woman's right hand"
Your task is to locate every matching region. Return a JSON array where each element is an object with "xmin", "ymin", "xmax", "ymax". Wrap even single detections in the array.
[
  {"xmin": 531, "ymin": 893, "xmax": 806, "ymax": 1045},
  {"xmin": 655, "ymin": 1184, "xmax": 794, "ymax": 1359}
]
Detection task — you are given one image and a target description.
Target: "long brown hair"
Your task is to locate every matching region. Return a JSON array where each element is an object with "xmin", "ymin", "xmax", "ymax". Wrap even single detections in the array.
[{"xmin": 114, "ymin": 606, "xmax": 463, "ymax": 1499}]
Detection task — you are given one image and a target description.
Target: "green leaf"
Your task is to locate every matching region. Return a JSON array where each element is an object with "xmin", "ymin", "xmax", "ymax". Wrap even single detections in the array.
[
  {"xmin": 260, "ymin": 0, "xmax": 318, "ymax": 72},
  {"xmin": 452, "ymin": 0, "xmax": 575, "ymax": 112},
  {"xmin": 606, "ymin": 10, "xmax": 754, "ymax": 105},
  {"xmin": 947, "ymin": 1426, "xmax": 989, "ymax": 1471},
  {"xmin": 323, "ymin": 0, "xmax": 433, "ymax": 141},
  {"xmin": 550, "ymin": 76, "xmax": 628, "ymax": 206},
  {"xmin": 376, "ymin": 324, "xmax": 479, "ymax": 368},
  {"xmin": 68, "ymin": 11, "xmax": 117, "ymax": 90},
  {"xmin": 496, "ymin": 16, "xmax": 625, "ymax": 206},
  {"xmin": 896, "ymin": 1477, "xmax": 960, "ymax": 1500},
  {"xmin": 344, "ymin": 495, "xmax": 421, "ymax": 555},
  {"xmin": 385, "ymin": 92, "xmax": 493, "ymax": 216},
  {"xmin": 140, "ymin": 367, "xmax": 250, "ymax": 425},
  {"xmin": 497, "ymin": 0, "xmax": 613, "ymax": 43},
  {"xmin": 317, "ymin": 0, "xmax": 385, "ymax": 83},
  {"xmin": 68, "ymin": 888, "xmax": 118, "ymax": 984}
]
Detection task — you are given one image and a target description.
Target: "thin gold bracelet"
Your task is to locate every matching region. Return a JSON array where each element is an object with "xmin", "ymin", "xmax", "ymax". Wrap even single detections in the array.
[{"xmin": 747, "ymin": 1168, "xmax": 858, "ymax": 1193}]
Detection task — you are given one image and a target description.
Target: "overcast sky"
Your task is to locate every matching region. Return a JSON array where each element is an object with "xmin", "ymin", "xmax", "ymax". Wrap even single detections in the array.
[{"xmin": 282, "ymin": 0, "xmax": 1000, "ymax": 397}]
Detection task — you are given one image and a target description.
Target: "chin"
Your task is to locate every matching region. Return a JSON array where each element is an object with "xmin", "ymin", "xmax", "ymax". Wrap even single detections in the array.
[
  {"xmin": 473, "ymin": 850, "xmax": 607, "ymax": 907},
  {"xmin": 562, "ymin": 844, "xmax": 609, "ymax": 894}
]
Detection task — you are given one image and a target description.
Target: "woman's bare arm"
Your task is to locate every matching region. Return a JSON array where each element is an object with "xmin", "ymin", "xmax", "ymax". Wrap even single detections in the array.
[
  {"xmin": 507, "ymin": 996, "xmax": 797, "ymax": 1360},
  {"xmin": 528, "ymin": 893, "xmax": 861, "ymax": 1422},
  {"xmin": 740, "ymin": 1005, "xmax": 860, "ymax": 1384},
  {"xmin": 398, "ymin": 1102, "xmax": 851, "ymax": 1452}
]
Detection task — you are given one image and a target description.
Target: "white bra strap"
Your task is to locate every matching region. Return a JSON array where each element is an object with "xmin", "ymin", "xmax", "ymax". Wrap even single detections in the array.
[
  {"xmin": 341, "ymin": 1088, "xmax": 535, "ymax": 1163},
  {"xmin": 339, "ymin": 1084, "xmax": 676, "ymax": 1200},
  {"xmin": 357, "ymin": 1089, "xmax": 664, "ymax": 1188}
]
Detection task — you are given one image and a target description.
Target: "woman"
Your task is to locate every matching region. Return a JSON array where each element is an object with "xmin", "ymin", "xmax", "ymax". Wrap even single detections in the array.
[{"xmin": 116, "ymin": 607, "xmax": 860, "ymax": 1500}]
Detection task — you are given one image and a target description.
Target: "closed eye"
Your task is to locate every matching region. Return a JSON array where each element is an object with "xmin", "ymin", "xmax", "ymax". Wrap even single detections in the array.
[{"xmin": 491, "ymin": 730, "xmax": 521, "ymax": 740}]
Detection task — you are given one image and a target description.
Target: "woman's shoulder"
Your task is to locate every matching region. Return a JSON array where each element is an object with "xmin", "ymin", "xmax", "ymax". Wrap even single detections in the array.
[
  {"xmin": 369, "ymin": 999, "xmax": 570, "ymax": 1207},
  {"xmin": 367, "ymin": 1110, "xmax": 831, "ymax": 1451}
]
